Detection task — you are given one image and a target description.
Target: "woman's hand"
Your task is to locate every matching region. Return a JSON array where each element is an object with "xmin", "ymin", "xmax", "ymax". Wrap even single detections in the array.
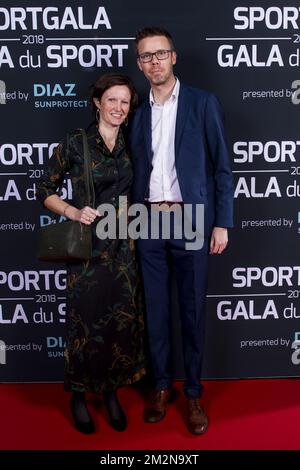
[{"xmin": 66, "ymin": 205, "xmax": 99, "ymax": 225}]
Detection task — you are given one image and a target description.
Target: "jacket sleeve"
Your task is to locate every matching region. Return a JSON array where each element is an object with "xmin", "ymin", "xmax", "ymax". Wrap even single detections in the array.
[
  {"xmin": 35, "ymin": 136, "xmax": 71, "ymax": 206},
  {"xmin": 204, "ymin": 93, "xmax": 234, "ymax": 228}
]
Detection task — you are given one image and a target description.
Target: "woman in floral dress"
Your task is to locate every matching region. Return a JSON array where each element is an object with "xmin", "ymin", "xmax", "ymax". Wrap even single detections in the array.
[{"xmin": 36, "ymin": 73, "xmax": 146, "ymax": 434}]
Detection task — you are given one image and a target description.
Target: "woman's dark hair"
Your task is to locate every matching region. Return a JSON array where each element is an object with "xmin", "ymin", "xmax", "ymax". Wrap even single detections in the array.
[{"xmin": 90, "ymin": 73, "xmax": 138, "ymax": 114}]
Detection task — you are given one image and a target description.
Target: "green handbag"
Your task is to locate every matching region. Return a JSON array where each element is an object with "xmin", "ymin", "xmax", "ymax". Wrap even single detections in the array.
[{"xmin": 37, "ymin": 129, "xmax": 95, "ymax": 263}]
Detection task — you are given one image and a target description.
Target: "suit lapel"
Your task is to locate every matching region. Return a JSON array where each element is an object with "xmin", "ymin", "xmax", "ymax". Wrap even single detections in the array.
[
  {"xmin": 175, "ymin": 85, "xmax": 190, "ymax": 162},
  {"xmin": 141, "ymin": 101, "xmax": 152, "ymax": 162}
]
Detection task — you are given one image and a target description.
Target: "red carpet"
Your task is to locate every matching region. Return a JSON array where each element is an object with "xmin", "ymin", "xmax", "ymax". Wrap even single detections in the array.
[{"xmin": 1, "ymin": 378, "xmax": 300, "ymax": 450}]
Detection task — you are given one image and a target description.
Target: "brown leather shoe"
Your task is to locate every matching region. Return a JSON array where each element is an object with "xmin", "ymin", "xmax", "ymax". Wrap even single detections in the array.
[
  {"xmin": 186, "ymin": 398, "xmax": 208, "ymax": 435},
  {"xmin": 144, "ymin": 389, "xmax": 172, "ymax": 423}
]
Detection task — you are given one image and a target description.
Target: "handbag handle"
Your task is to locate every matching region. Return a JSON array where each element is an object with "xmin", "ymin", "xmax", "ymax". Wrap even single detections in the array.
[{"xmin": 80, "ymin": 128, "xmax": 95, "ymax": 209}]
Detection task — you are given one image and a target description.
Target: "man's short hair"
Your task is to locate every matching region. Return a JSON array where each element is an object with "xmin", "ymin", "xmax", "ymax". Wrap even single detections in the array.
[{"xmin": 134, "ymin": 26, "xmax": 175, "ymax": 53}]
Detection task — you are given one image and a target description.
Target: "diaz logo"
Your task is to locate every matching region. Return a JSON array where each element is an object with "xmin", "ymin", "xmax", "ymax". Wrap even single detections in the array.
[
  {"xmin": 33, "ymin": 83, "xmax": 76, "ymax": 97},
  {"xmin": 0, "ymin": 340, "xmax": 6, "ymax": 364}
]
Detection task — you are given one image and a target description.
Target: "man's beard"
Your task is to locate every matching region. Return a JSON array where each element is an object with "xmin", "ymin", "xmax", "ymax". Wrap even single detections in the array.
[
  {"xmin": 151, "ymin": 77, "xmax": 166, "ymax": 85},
  {"xmin": 149, "ymin": 71, "xmax": 169, "ymax": 86}
]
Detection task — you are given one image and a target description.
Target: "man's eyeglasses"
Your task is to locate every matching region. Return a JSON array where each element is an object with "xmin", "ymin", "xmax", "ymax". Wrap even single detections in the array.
[{"xmin": 138, "ymin": 49, "xmax": 173, "ymax": 63}]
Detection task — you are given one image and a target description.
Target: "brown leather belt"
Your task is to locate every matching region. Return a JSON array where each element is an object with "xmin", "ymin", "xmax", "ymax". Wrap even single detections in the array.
[{"xmin": 145, "ymin": 201, "xmax": 184, "ymax": 212}]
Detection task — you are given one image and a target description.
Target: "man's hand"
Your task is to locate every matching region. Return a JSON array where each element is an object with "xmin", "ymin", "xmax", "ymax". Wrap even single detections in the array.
[{"xmin": 210, "ymin": 227, "xmax": 228, "ymax": 254}]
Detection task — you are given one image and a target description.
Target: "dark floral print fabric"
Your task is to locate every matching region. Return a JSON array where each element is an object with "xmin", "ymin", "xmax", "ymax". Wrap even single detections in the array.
[{"xmin": 36, "ymin": 124, "xmax": 146, "ymax": 393}]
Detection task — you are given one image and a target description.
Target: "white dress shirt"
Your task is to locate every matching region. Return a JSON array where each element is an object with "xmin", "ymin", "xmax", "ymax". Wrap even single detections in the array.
[{"xmin": 148, "ymin": 79, "xmax": 183, "ymax": 202}]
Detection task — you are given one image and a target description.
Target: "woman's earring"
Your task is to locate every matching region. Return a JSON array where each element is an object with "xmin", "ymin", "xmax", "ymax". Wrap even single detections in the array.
[
  {"xmin": 96, "ymin": 109, "xmax": 100, "ymax": 123},
  {"xmin": 124, "ymin": 117, "xmax": 128, "ymax": 127}
]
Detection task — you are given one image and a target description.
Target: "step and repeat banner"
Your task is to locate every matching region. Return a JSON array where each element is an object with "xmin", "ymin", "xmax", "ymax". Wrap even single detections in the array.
[{"xmin": 0, "ymin": 0, "xmax": 299, "ymax": 381}]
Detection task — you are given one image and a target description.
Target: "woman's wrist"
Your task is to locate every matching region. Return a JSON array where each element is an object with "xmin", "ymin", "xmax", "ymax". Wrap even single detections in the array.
[{"xmin": 63, "ymin": 204, "xmax": 72, "ymax": 218}]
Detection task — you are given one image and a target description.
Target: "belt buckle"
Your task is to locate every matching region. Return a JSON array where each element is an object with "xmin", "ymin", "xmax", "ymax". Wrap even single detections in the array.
[
  {"xmin": 157, "ymin": 202, "xmax": 182, "ymax": 212},
  {"xmin": 170, "ymin": 203, "xmax": 182, "ymax": 211},
  {"xmin": 158, "ymin": 202, "xmax": 171, "ymax": 212}
]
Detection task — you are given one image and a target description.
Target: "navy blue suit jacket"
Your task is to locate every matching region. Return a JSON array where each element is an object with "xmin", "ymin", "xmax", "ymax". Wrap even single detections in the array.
[{"xmin": 130, "ymin": 84, "xmax": 234, "ymax": 235}]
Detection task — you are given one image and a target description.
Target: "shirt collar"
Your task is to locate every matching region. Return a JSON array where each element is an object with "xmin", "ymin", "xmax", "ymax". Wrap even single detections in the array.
[{"xmin": 149, "ymin": 78, "xmax": 180, "ymax": 106}]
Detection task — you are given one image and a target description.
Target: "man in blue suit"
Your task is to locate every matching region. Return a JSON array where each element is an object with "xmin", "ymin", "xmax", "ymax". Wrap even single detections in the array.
[{"xmin": 130, "ymin": 27, "xmax": 234, "ymax": 435}]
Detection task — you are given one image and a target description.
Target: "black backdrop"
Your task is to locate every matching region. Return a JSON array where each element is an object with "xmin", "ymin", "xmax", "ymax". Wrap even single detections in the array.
[{"xmin": 0, "ymin": 0, "xmax": 299, "ymax": 381}]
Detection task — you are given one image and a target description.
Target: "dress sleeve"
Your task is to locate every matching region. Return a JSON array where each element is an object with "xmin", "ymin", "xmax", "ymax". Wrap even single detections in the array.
[{"xmin": 35, "ymin": 135, "xmax": 71, "ymax": 206}]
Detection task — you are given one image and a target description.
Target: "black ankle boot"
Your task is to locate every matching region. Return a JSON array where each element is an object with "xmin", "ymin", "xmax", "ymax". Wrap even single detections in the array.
[
  {"xmin": 103, "ymin": 390, "xmax": 127, "ymax": 432},
  {"xmin": 70, "ymin": 392, "xmax": 95, "ymax": 434}
]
